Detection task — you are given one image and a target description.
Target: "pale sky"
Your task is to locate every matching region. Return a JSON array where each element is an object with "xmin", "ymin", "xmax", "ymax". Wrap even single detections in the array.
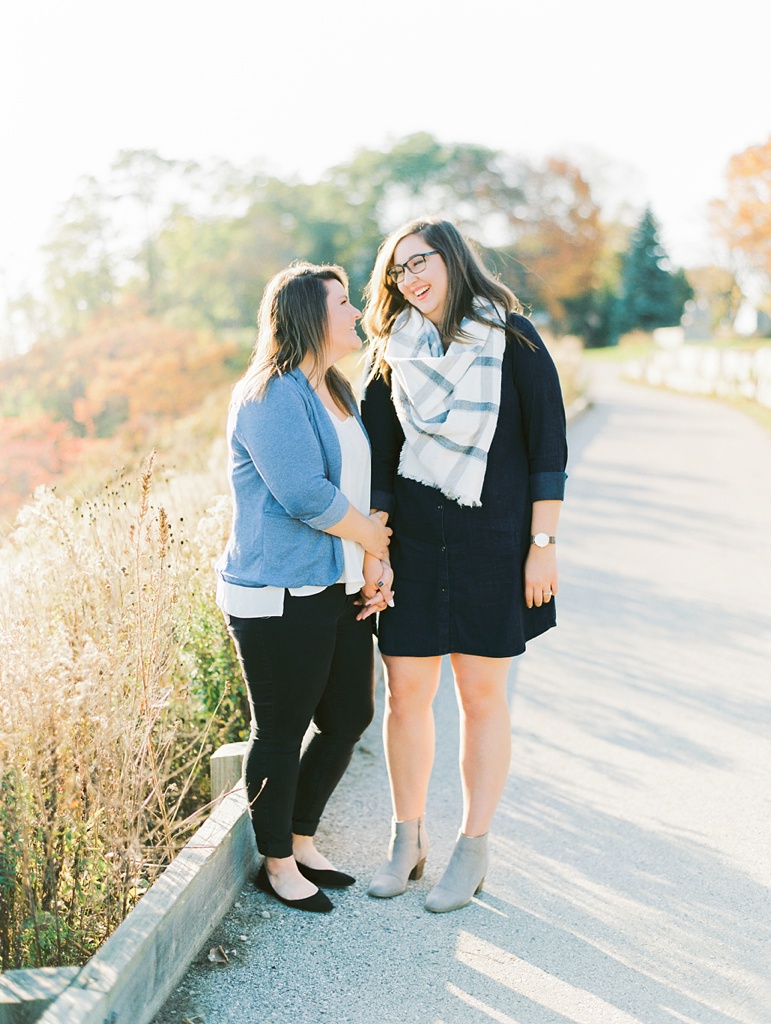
[{"xmin": 1, "ymin": 0, "xmax": 769, "ymax": 295}]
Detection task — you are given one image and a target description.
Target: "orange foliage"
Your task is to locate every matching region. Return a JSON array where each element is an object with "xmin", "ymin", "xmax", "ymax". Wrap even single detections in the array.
[
  {"xmin": 511, "ymin": 158, "xmax": 604, "ymax": 325},
  {"xmin": 0, "ymin": 415, "xmax": 89, "ymax": 522},
  {"xmin": 0, "ymin": 311, "xmax": 245, "ymax": 524},
  {"xmin": 3, "ymin": 310, "xmax": 243, "ymax": 438},
  {"xmin": 711, "ymin": 136, "xmax": 771, "ymax": 279}
]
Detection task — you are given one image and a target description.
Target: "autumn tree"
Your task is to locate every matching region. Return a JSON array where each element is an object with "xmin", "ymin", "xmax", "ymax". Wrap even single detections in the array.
[
  {"xmin": 0, "ymin": 415, "xmax": 86, "ymax": 522},
  {"xmin": 685, "ymin": 266, "xmax": 743, "ymax": 335},
  {"xmin": 485, "ymin": 157, "xmax": 605, "ymax": 333},
  {"xmin": 711, "ymin": 135, "xmax": 771, "ymax": 290},
  {"xmin": 1, "ymin": 309, "xmax": 244, "ymax": 438}
]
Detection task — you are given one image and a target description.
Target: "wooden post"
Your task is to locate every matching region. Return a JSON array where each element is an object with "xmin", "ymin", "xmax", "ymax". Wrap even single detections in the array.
[
  {"xmin": 0, "ymin": 968, "xmax": 78, "ymax": 1024},
  {"xmin": 210, "ymin": 740, "xmax": 248, "ymax": 802}
]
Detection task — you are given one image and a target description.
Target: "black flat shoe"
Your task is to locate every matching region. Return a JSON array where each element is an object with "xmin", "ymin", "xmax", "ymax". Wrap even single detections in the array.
[
  {"xmin": 297, "ymin": 862, "xmax": 356, "ymax": 888},
  {"xmin": 255, "ymin": 863, "xmax": 333, "ymax": 913}
]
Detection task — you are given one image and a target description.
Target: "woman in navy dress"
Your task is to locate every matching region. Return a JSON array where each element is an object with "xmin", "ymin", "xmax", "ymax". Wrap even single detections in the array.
[{"xmin": 360, "ymin": 218, "xmax": 567, "ymax": 912}]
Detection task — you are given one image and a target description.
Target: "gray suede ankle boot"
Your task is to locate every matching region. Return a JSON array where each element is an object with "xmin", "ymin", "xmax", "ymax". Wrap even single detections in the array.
[
  {"xmin": 424, "ymin": 831, "xmax": 488, "ymax": 913},
  {"xmin": 367, "ymin": 817, "xmax": 429, "ymax": 898}
]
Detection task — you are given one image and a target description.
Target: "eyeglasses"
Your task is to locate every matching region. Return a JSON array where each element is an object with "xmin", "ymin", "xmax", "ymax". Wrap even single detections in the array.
[{"xmin": 387, "ymin": 250, "xmax": 439, "ymax": 285}]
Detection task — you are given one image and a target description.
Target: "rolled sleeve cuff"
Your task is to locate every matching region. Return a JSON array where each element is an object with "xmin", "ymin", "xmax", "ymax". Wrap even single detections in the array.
[
  {"xmin": 303, "ymin": 490, "xmax": 350, "ymax": 531},
  {"xmin": 370, "ymin": 488, "xmax": 395, "ymax": 516},
  {"xmin": 530, "ymin": 471, "xmax": 567, "ymax": 502}
]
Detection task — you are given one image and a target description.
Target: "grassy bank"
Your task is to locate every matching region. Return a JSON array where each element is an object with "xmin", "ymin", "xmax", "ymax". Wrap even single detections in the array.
[{"xmin": 0, "ymin": 452, "xmax": 247, "ymax": 969}]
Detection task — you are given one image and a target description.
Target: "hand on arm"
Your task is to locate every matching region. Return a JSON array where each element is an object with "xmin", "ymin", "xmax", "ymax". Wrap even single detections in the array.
[
  {"xmin": 524, "ymin": 499, "xmax": 561, "ymax": 609},
  {"xmin": 324, "ymin": 508, "xmax": 392, "ymax": 560}
]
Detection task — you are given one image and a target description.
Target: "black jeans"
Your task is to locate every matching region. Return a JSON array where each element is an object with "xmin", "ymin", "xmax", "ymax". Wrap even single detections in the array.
[{"xmin": 226, "ymin": 585, "xmax": 375, "ymax": 858}]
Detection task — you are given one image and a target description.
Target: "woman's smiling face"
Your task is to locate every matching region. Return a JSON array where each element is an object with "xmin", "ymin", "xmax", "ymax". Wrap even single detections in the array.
[
  {"xmin": 392, "ymin": 234, "xmax": 448, "ymax": 326},
  {"xmin": 324, "ymin": 277, "xmax": 361, "ymax": 364}
]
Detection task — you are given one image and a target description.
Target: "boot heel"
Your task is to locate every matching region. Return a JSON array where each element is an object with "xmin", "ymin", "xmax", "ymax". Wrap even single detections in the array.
[
  {"xmin": 424, "ymin": 832, "xmax": 489, "ymax": 913},
  {"xmin": 410, "ymin": 857, "xmax": 427, "ymax": 881},
  {"xmin": 367, "ymin": 817, "xmax": 429, "ymax": 898}
]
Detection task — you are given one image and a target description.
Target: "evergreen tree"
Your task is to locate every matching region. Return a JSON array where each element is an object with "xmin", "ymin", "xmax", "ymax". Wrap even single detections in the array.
[{"xmin": 617, "ymin": 207, "xmax": 693, "ymax": 333}]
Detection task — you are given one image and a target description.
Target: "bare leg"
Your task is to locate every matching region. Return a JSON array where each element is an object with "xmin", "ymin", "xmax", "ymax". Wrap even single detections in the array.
[
  {"xmin": 264, "ymin": 855, "xmax": 317, "ymax": 900},
  {"xmin": 382, "ymin": 655, "xmax": 442, "ymax": 820},
  {"xmin": 293, "ymin": 834, "xmax": 336, "ymax": 871},
  {"xmin": 450, "ymin": 654, "xmax": 513, "ymax": 837}
]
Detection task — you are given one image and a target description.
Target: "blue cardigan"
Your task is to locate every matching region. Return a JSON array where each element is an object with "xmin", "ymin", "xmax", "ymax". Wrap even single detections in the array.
[{"xmin": 216, "ymin": 368, "xmax": 367, "ymax": 589}]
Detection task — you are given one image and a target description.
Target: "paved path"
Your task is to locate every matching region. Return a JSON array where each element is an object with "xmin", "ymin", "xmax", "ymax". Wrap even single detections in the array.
[{"xmin": 155, "ymin": 366, "xmax": 771, "ymax": 1024}]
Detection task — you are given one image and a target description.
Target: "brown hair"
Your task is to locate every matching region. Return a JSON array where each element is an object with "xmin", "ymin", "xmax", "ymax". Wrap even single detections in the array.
[
  {"xmin": 362, "ymin": 217, "xmax": 528, "ymax": 381},
  {"xmin": 235, "ymin": 262, "xmax": 356, "ymax": 414}
]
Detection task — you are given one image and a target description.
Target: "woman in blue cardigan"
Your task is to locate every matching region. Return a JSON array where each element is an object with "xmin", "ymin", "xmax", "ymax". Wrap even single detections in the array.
[
  {"xmin": 361, "ymin": 218, "xmax": 567, "ymax": 912},
  {"xmin": 217, "ymin": 262, "xmax": 393, "ymax": 913}
]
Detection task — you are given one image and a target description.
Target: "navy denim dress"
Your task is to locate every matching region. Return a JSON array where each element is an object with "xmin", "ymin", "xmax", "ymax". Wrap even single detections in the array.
[{"xmin": 361, "ymin": 314, "xmax": 567, "ymax": 658}]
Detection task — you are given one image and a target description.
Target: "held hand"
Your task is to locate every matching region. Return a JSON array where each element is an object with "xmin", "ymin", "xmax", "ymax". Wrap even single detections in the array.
[
  {"xmin": 366, "ymin": 513, "xmax": 392, "ymax": 561},
  {"xmin": 355, "ymin": 590, "xmax": 388, "ymax": 620},
  {"xmin": 363, "ymin": 553, "xmax": 393, "ymax": 593},
  {"xmin": 356, "ymin": 557, "xmax": 395, "ymax": 620},
  {"xmin": 524, "ymin": 546, "xmax": 558, "ymax": 609}
]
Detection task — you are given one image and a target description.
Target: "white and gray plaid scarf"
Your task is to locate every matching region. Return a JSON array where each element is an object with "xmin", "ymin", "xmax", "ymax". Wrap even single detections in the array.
[{"xmin": 385, "ymin": 299, "xmax": 506, "ymax": 507}]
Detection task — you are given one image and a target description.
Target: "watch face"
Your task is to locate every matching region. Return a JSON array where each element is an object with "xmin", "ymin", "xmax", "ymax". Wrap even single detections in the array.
[{"xmin": 534, "ymin": 532, "xmax": 549, "ymax": 547}]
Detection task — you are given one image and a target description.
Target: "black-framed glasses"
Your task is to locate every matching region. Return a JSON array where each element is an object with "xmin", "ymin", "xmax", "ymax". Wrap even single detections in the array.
[{"xmin": 387, "ymin": 250, "xmax": 439, "ymax": 285}]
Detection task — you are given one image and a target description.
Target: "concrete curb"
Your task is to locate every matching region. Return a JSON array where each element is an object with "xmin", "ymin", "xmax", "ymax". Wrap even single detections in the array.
[{"xmin": 1, "ymin": 747, "xmax": 255, "ymax": 1024}]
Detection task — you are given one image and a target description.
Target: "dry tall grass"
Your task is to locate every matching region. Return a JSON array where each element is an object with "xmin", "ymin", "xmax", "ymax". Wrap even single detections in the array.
[{"xmin": 0, "ymin": 451, "xmax": 243, "ymax": 969}]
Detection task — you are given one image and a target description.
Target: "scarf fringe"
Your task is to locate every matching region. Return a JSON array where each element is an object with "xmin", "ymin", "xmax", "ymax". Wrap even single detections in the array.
[{"xmin": 396, "ymin": 454, "xmax": 483, "ymax": 508}]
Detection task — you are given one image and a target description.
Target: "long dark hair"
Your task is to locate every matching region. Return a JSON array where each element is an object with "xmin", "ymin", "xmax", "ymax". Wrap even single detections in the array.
[
  {"xmin": 235, "ymin": 262, "xmax": 355, "ymax": 414},
  {"xmin": 362, "ymin": 217, "xmax": 529, "ymax": 380}
]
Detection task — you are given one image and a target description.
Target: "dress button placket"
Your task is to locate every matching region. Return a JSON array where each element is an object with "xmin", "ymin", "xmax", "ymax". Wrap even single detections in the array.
[
  {"xmin": 436, "ymin": 500, "xmax": 450, "ymax": 649},
  {"xmin": 438, "ymin": 501, "xmax": 449, "ymax": 594}
]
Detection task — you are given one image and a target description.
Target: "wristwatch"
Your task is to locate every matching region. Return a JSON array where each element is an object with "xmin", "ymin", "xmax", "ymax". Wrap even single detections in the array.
[{"xmin": 531, "ymin": 533, "xmax": 556, "ymax": 548}]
